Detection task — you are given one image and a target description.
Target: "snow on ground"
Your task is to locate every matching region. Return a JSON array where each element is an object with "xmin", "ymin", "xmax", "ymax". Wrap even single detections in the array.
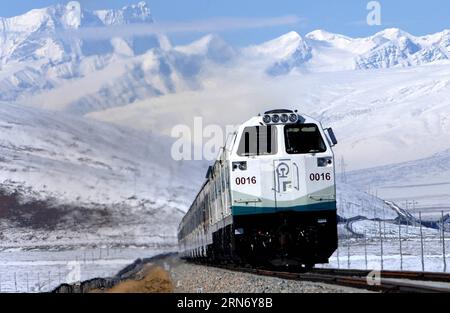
[
  {"xmin": 351, "ymin": 220, "xmax": 441, "ymax": 238},
  {"xmin": 336, "ymin": 183, "xmax": 398, "ymax": 220},
  {"xmin": 326, "ymin": 223, "xmax": 450, "ymax": 273},
  {"xmin": 0, "ymin": 102, "xmax": 206, "ymax": 248},
  {"xmin": 0, "ymin": 246, "xmax": 168, "ymax": 293}
]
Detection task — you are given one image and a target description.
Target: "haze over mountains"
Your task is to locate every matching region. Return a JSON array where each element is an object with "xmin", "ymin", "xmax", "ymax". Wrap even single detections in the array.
[{"xmin": 1, "ymin": 1, "xmax": 449, "ymax": 246}]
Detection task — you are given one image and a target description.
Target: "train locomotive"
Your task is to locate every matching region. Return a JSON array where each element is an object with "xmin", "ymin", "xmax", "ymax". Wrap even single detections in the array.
[{"xmin": 177, "ymin": 109, "xmax": 338, "ymax": 269}]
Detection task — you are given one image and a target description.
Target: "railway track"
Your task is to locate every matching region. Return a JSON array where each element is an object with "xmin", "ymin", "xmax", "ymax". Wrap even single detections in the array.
[{"xmin": 209, "ymin": 263, "xmax": 450, "ymax": 293}]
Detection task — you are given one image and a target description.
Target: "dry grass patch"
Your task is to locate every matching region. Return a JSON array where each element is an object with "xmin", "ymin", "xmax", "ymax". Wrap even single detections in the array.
[{"xmin": 102, "ymin": 265, "xmax": 174, "ymax": 293}]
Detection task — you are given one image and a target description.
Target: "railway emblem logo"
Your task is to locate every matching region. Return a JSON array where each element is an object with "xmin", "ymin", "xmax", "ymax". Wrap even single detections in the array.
[{"xmin": 275, "ymin": 161, "xmax": 292, "ymax": 193}]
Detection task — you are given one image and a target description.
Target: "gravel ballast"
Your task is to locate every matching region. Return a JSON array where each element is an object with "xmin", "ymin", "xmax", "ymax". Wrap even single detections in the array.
[
  {"xmin": 54, "ymin": 254, "xmax": 372, "ymax": 293},
  {"xmin": 168, "ymin": 261, "xmax": 370, "ymax": 293}
]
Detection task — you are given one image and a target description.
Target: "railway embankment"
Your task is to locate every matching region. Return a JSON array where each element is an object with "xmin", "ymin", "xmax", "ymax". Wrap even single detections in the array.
[{"xmin": 53, "ymin": 253, "xmax": 366, "ymax": 293}]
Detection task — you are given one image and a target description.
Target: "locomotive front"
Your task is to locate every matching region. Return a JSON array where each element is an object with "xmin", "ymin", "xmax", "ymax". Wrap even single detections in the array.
[{"xmin": 229, "ymin": 109, "xmax": 338, "ymax": 268}]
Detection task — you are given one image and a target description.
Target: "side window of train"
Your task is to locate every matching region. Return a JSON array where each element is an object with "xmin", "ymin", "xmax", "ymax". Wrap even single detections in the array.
[
  {"xmin": 237, "ymin": 126, "xmax": 278, "ymax": 156},
  {"xmin": 284, "ymin": 124, "xmax": 327, "ymax": 154}
]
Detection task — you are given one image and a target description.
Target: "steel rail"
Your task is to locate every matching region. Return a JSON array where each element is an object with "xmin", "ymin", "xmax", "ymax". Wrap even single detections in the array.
[{"xmin": 206, "ymin": 263, "xmax": 450, "ymax": 293}]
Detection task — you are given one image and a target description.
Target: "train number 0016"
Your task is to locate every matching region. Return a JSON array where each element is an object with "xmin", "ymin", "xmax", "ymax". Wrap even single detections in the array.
[
  {"xmin": 235, "ymin": 176, "xmax": 257, "ymax": 185},
  {"xmin": 309, "ymin": 173, "xmax": 332, "ymax": 181}
]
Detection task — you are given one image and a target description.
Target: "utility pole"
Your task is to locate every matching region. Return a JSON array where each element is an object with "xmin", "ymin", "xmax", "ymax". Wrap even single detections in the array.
[
  {"xmin": 442, "ymin": 211, "xmax": 447, "ymax": 272},
  {"xmin": 379, "ymin": 221, "xmax": 384, "ymax": 270},
  {"xmin": 364, "ymin": 230, "xmax": 368, "ymax": 270},
  {"xmin": 336, "ymin": 237, "xmax": 340, "ymax": 269},
  {"xmin": 347, "ymin": 233, "xmax": 351, "ymax": 269},
  {"xmin": 399, "ymin": 223, "xmax": 403, "ymax": 271},
  {"xmin": 419, "ymin": 212, "xmax": 425, "ymax": 272}
]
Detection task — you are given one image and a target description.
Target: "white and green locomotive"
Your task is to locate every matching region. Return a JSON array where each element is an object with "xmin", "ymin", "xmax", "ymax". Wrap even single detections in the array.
[{"xmin": 178, "ymin": 109, "xmax": 338, "ymax": 269}]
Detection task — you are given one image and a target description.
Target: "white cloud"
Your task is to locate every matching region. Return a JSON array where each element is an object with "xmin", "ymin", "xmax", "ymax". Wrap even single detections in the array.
[{"xmin": 59, "ymin": 15, "xmax": 304, "ymax": 40}]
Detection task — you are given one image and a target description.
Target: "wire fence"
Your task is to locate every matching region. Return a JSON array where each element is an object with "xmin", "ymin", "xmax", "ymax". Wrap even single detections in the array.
[
  {"xmin": 322, "ymin": 210, "xmax": 449, "ymax": 273},
  {"xmin": 0, "ymin": 245, "xmax": 153, "ymax": 293},
  {"xmin": 1, "ymin": 210, "xmax": 448, "ymax": 292}
]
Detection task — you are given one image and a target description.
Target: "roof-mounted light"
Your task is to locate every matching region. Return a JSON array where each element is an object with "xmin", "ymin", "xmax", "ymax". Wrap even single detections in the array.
[
  {"xmin": 261, "ymin": 110, "xmax": 300, "ymax": 125},
  {"xmin": 271, "ymin": 114, "xmax": 280, "ymax": 123},
  {"xmin": 289, "ymin": 113, "xmax": 298, "ymax": 123}
]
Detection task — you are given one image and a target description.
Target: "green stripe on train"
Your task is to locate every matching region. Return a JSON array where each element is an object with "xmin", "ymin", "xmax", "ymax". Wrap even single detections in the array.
[{"xmin": 231, "ymin": 201, "xmax": 337, "ymax": 216}]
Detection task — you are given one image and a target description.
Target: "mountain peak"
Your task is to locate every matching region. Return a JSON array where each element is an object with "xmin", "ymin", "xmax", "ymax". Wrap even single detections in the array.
[
  {"xmin": 63, "ymin": 1, "xmax": 82, "ymax": 29},
  {"xmin": 174, "ymin": 34, "xmax": 235, "ymax": 62},
  {"xmin": 374, "ymin": 28, "xmax": 412, "ymax": 40},
  {"xmin": 244, "ymin": 31, "xmax": 304, "ymax": 59},
  {"xmin": 278, "ymin": 31, "xmax": 302, "ymax": 41},
  {"xmin": 306, "ymin": 29, "xmax": 351, "ymax": 41},
  {"xmin": 94, "ymin": 1, "xmax": 153, "ymax": 25},
  {"xmin": 263, "ymin": 31, "xmax": 303, "ymax": 48}
]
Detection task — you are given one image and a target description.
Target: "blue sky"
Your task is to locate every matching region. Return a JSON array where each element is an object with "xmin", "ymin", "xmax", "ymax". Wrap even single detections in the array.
[{"xmin": 2, "ymin": 0, "xmax": 450, "ymax": 45}]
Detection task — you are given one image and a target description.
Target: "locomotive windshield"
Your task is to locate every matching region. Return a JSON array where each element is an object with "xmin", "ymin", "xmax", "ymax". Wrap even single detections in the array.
[
  {"xmin": 284, "ymin": 124, "xmax": 327, "ymax": 154},
  {"xmin": 237, "ymin": 126, "xmax": 277, "ymax": 156}
]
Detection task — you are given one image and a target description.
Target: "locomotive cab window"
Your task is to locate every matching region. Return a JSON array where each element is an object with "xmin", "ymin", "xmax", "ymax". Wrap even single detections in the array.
[
  {"xmin": 284, "ymin": 124, "xmax": 326, "ymax": 154},
  {"xmin": 237, "ymin": 126, "xmax": 277, "ymax": 156}
]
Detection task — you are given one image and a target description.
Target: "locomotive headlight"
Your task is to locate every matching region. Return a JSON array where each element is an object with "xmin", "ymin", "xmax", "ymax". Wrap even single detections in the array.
[
  {"xmin": 289, "ymin": 113, "xmax": 298, "ymax": 123},
  {"xmin": 280, "ymin": 114, "xmax": 289, "ymax": 123},
  {"xmin": 263, "ymin": 115, "xmax": 271, "ymax": 124},
  {"xmin": 271, "ymin": 114, "xmax": 280, "ymax": 123},
  {"xmin": 232, "ymin": 161, "xmax": 247, "ymax": 171},
  {"xmin": 317, "ymin": 157, "xmax": 333, "ymax": 167}
]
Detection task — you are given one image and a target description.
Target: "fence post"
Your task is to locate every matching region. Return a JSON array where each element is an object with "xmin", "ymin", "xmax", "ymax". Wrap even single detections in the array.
[
  {"xmin": 419, "ymin": 212, "xmax": 425, "ymax": 272},
  {"xmin": 399, "ymin": 222, "xmax": 403, "ymax": 271},
  {"xmin": 14, "ymin": 272, "xmax": 17, "ymax": 292},
  {"xmin": 0, "ymin": 274, "xmax": 2, "ymax": 292},
  {"xmin": 336, "ymin": 236, "xmax": 340, "ymax": 269},
  {"xmin": 26, "ymin": 272, "xmax": 29, "ymax": 293},
  {"xmin": 347, "ymin": 233, "xmax": 351, "ymax": 269},
  {"xmin": 364, "ymin": 230, "xmax": 368, "ymax": 270},
  {"xmin": 38, "ymin": 273, "xmax": 41, "ymax": 292},
  {"xmin": 379, "ymin": 221, "xmax": 383, "ymax": 270},
  {"xmin": 442, "ymin": 211, "xmax": 447, "ymax": 272}
]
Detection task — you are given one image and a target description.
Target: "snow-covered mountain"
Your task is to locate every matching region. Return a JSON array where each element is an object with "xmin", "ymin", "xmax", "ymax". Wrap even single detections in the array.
[
  {"xmin": 1, "ymin": 2, "xmax": 450, "ymax": 115},
  {"xmin": 346, "ymin": 149, "xmax": 450, "ymax": 215},
  {"xmin": 354, "ymin": 28, "xmax": 450, "ymax": 69},
  {"xmin": 242, "ymin": 31, "xmax": 312, "ymax": 75},
  {"xmin": 0, "ymin": 1, "xmax": 159, "ymax": 108},
  {"xmin": 0, "ymin": 3, "xmax": 237, "ymax": 115},
  {"xmin": 246, "ymin": 28, "xmax": 450, "ymax": 74},
  {"xmin": 0, "ymin": 1, "xmax": 153, "ymax": 64},
  {"xmin": 0, "ymin": 101, "xmax": 205, "ymax": 247},
  {"xmin": 90, "ymin": 60, "xmax": 450, "ymax": 172}
]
